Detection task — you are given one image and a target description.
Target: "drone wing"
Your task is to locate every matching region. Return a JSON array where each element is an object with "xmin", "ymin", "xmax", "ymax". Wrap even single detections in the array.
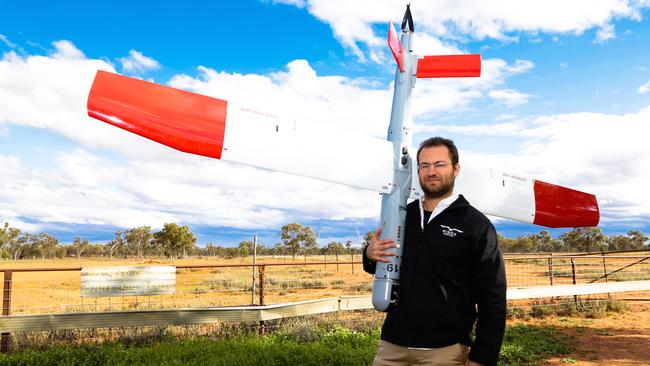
[
  {"xmin": 408, "ymin": 156, "xmax": 599, "ymax": 227},
  {"xmin": 88, "ymin": 71, "xmax": 599, "ymax": 228},
  {"xmin": 87, "ymin": 70, "xmax": 394, "ymax": 193}
]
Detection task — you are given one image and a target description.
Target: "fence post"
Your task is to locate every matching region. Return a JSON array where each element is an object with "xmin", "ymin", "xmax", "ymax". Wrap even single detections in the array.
[
  {"xmin": 547, "ymin": 253, "xmax": 554, "ymax": 286},
  {"xmin": 351, "ymin": 253, "xmax": 354, "ymax": 274},
  {"xmin": 1, "ymin": 271, "xmax": 13, "ymax": 353},
  {"xmin": 601, "ymin": 253, "xmax": 608, "ymax": 283},
  {"xmin": 571, "ymin": 258, "xmax": 578, "ymax": 303},
  {"xmin": 251, "ymin": 236, "xmax": 257, "ymax": 305},
  {"xmin": 258, "ymin": 265, "xmax": 266, "ymax": 335}
]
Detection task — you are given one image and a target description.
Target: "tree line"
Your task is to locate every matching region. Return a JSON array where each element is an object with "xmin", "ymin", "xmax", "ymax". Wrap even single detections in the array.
[
  {"xmin": 499, "ymin": 227, "xmax": 648, "ymax": 253},
  {"xmin": 0, "ymin": 222, "xmax": 648, "ymax": 260}
]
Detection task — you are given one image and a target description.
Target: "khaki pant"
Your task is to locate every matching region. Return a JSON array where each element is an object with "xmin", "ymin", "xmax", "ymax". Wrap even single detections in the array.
[{"xmin": 372, "ymin": 340, "xmax": 470, "ymax": 366}]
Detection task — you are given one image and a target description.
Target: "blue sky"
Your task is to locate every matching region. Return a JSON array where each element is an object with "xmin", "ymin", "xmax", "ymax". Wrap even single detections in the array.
[{"xmin": 1, "ymin": 0, "xmax": 650, "ymax": 247}]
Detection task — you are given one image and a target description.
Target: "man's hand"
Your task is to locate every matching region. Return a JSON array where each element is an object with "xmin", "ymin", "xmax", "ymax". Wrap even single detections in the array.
[
  {"xmin": 365, "ymin": 227, "xmax": 397, "ymax": 263},
  {"xmin": 466, "ymin": 360, "xmax": 484, "ymax": 366}
]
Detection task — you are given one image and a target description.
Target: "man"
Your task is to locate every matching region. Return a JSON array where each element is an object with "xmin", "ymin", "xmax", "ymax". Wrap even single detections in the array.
[{"xmin": 363, "ymin": 137, "xmax": 506, "ymax": 366}]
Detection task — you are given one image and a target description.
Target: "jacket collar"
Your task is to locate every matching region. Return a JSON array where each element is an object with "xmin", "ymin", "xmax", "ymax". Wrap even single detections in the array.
[{"xmin": 419, "ymin": 193, "xmax": 458, "ymax": 230}]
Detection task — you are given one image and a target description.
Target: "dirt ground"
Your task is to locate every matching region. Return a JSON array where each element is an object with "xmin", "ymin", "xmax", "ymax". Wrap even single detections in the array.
[{"xmin": 511, "ymin": 302, "xmax": 650, "ymax": 365}]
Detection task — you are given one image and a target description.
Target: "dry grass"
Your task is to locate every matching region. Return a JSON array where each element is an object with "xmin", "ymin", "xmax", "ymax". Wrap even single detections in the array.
[
  {"xmin": 1, "ymin": 253, "xmax": 648, "ymax": 315},
  {"xmin": 0, "ymin": 256, "xmax": 372, "ymax": 315}
]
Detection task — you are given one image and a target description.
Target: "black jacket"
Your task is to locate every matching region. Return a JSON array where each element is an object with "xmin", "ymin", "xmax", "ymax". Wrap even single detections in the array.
[{"xmin": 363, "ymin": 195, "xmax": 506, "ymax": 366}]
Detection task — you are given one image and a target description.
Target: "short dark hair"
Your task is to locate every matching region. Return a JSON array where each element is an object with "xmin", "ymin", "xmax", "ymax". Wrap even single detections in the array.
[{"xmin": 416, "ymin": 137, "xmax": 459, "ymax": 166}]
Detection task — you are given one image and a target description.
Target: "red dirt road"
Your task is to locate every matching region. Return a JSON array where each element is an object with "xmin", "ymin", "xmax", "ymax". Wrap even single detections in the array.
[{"xmin": 515, "ymin": 303, "xmax": 650, "ymax": 365}]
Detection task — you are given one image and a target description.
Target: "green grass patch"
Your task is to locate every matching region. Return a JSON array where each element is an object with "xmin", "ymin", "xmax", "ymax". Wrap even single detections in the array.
[
  {"xmin": 499, "ymin": 325, "xmax": 573, "ymax": 366},
  {"xmin": 0, "ymin": 324, "xmax": 571, "ymax": 366}
]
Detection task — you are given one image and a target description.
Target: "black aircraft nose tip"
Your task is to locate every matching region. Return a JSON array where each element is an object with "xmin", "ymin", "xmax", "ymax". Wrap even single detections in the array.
[{"xmin": 402, "ymin": 4, "xmax": 414, "ymax": 33}]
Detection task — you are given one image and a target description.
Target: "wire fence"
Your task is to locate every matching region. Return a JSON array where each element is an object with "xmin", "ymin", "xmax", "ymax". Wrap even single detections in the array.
[
  {"xmin": 505, "ymin": 252, "xmax": 650, "ymax": 287},
  {"xmin": 1, "ymin": 251, "xmax": 649, "ymax": 351},
  {"xmin": 2, "ymin": 252, "xmax": 650, "ymax": 316}
]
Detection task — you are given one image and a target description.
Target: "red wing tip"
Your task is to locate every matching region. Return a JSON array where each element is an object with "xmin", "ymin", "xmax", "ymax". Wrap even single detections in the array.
[{"xmin": 533, "ymin": 180, "xmax": 600, "ymax": 228}]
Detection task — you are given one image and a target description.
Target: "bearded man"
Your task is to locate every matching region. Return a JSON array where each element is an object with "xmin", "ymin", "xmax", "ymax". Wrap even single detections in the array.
[{"xmin": 363, "ymin": 137, "xmax": 507, "ymax": 366}]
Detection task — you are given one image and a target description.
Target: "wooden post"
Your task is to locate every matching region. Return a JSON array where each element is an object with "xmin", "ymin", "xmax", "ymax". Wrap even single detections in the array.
[
  {"xmin": 251, "ymin": 235, "xmax": 257, "ymax": 305},
  {"xmin": 547, "ymin": 253, "xmax": 554, "ymax": 286},
  {"xmin": 351, "ymin": 252, "xmax": 354, "ymax": 274},
  {"xmin": 1, "ymin": 271, "xmax": 13, "ymax": 353},
  {"xmin": 602, "ymin": 253, "xmax": 612, "ymax": 300},
  {"xmin": 336, "ymin": 252, "xmax": 339, "ymax": 271},
  {"xmin": 571, "ymin": 258, "xmax": 578, "ymax": 303},
  {"xmin": 601, "ymin": 253, "xmax": 608, "ymax": 283},
  {"xmin": 258, "ymin": 265, "xmax": 266, "ymax": 335}
]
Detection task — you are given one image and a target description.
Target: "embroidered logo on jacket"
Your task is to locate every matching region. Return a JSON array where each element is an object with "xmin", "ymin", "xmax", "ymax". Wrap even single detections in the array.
[{"xmin": 440, "ymin": 225, "xmax": 464, "ymax": 237}]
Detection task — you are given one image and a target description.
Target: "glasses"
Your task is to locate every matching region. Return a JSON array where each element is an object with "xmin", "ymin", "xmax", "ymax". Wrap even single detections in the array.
[{"xmin": 418, "ymin": 162, "xmax": 452, "ymax": 171}]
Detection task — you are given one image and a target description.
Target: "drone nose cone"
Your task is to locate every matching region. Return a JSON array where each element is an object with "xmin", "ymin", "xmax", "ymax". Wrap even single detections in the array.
[{"xmin": 372, "ymin": 278, "xmax": 393, "ymax": 312}]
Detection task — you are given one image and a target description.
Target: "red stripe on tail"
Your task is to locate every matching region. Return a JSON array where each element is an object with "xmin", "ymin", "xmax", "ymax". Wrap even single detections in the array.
[
  {"xmin": 416, "ymin": 54, "xmax": 481, "ymax": 78},
  {"xmin": 87, "ymin": 71, "xmax": 227, "ymax": 159},
  {"xmin": 533, "ymin": 180, "xmax": 600, "ymax": 228}
]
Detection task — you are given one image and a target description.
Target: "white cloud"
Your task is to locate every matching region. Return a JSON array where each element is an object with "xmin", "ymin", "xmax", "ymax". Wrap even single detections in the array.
[
  {"xmin": 495, "ymin": 113, "xmax": 517, "ymax": 120},
  {"xmin": 488, "ymin": 88, "xmax": 532, "ymax": 106},
  {"xmin": 0, "ymin": 47, "xmax": 386, "ymax": 231},
  {"xmin": 52, "ymin": 40, "xmax": 85, "ymax": 59},
  {"xmin": 0, "ymin": 41, "xmax": 165, "ymax": 160},
  {"xmin": 119, "ymin": 49, "xmax": 161, "ymax": 74},
  {"xmin": 0, "ymin": 34, "xmax": 16, "ymax": 48},
  {"xmin": 595, "ymin": 23, "xmax": 616, "ymax": 43},
  {"xmin": 426, "ymin": 107, "xmax": 650, "ymax": 226},
  {"xmin": 639, "ymin": 80, "xmax": 650, "ymax": 93},
  {"xmin": 411, "ymin": 32, "xmax": 462, "ymax": 55},
  {"xmin": 411, "ymin": 58, "xmax": 535, "ymax": 118},
  {"xmin": 0, "ymin": 41, "xmax": 538, "ymax": 234},
  {"xmin": 277, "ymin": 0, "xmax": 648, "ymax": 62},
  {"xmin": 505, "ymin": 59, "xmax": 535, "ymax": 75},
  {"xmin": 169, "ymin": 59, "xmax": 393, "ymax": 138}
]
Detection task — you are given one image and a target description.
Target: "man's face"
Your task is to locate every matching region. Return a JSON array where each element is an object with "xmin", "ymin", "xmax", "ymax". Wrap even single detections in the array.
[{"xmin": 417, "ymin": 145, "xmax": 460, "ymax": 199}]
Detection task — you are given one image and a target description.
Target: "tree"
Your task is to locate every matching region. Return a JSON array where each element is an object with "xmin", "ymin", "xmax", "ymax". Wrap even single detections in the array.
[
  {"xmin": 281, "ymin": 223, "xmax": 317, "ymax": 259},
  {"xmin": 203, "ymin": 243, "xmax": 226, "ymax": 257},
  {"xmin": 363, "ymin": 231, "xmax": 374, "ymax": 248},
  {"xmin": 72, "ymin": 237, "xmax": 89, "ymax": 258},
  {"xmin": 153, "ymin": 223, "xmax": 197, "ymax": 259},
  {"xmin": 85, "ymin": 244, "xmax": 105, "ymax": 257},
  {"xmin": 627, "ymin": 230, "xmax": 649, "ymax": 249},
  {"xmin": 273, "ymin": 242, "xmax": 286, "ymax": 257},
  {"xmin": 607, "ymin": 235, "xmax": 630, "ymax": 252},
  {"xmin": 509, "ymin": 235, "xmax": 535, "ymax": 253},
  {"xmin": 345, "ymin": 240, "xmax": 352, "ymax": 253},
  {"xmin": 256, "ymin": 243, "xmax": 270, "ymax": 256},
  {"xmin": 559, "ymin": 227, "xmax": 606, "ymax": 253},
  {"xmin": 325, "ymin": 241, "xmax": 345, "ymax": 262},
  {"xmin": 238, "ymin": 241, "xmax": 252, "ymax": 257},
  {"xmin": 9, "ymin": 233, "xmax": 31, "ymax": 260},
  {"xmin": 608, "ymin": 230, "xmax": 649, "ymax": 251},
  {"xmin": 125, "ymin": 226, "xmax": 153, "ymax": 259},
  {"xmin": 303, "ymin": 236, "xmax": 319, "ymax": 257},
  {"xmin": 497, "ymin": 234, "xmax": 515, "ymax": 253},
  {"xmin": 0, "ymin": 222, "xmax": 21, "ymax": 258},
  {"xmin": 31, "ymin": 233, "xmax": 59, "ymax": 259},
  {"xmin": 535, "ymin": 230, "xmax": 563, "ymax": 253},
  {"xmin": 106, "ymin": 230, "xmax": 125, "ymax": 258}
]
